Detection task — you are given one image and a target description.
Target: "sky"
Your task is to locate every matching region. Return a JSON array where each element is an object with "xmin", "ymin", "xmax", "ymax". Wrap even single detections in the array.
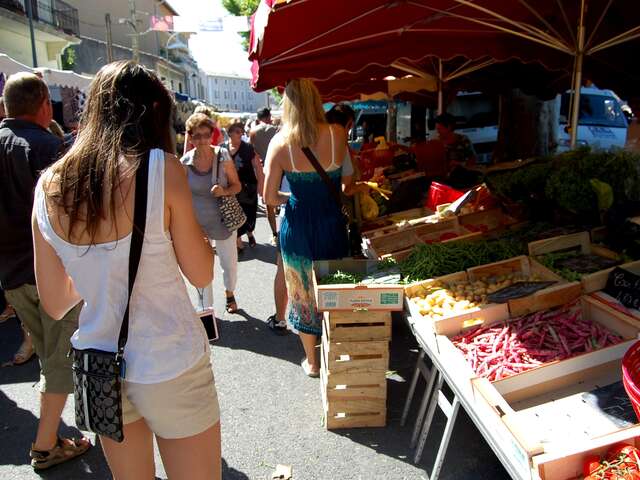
[{"xmin": 169, "ymin": 0, "xmax": 253, "ymax": 77}]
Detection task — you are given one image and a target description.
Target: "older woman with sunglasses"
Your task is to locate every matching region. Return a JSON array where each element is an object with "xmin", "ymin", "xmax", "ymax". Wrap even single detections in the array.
[{"xmin": 181, "ymin": 113, "xmax": 243, "ymax": 314}]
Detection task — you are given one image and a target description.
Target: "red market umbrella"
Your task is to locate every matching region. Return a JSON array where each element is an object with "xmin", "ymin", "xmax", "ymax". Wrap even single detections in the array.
[{"xmin": 250, "ymin": 0, "xmax": 640, "ymax": 146}]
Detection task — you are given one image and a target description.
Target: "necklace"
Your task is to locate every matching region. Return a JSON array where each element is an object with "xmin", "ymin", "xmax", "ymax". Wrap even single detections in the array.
[{"xmin": 193, "ymin": 147, "xmax": 214, "ymax": 173}]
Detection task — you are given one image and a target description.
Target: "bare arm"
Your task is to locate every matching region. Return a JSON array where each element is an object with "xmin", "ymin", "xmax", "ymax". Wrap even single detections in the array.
[
  {"xmin": 32, "ymin": 207, "xmax": 81, "ymax": 320},
  {"xmin": 165, "ymin": 153, "xmax": 214, "ymax": 288},
  {"xmin": 264, "ymin": 141, "xmax": 289, "ymax": 206},
  {"xmin": 220, "ymin": 159, "xmax": 242, "ymax": 196},
  {"xmin": 252, "ymin": 154, "xmax": 265, "ymax": 195}
]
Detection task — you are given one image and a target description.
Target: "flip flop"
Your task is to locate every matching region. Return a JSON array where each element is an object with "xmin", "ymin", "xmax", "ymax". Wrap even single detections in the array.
[
  {"xmin": 30, "ymin": 436, "xmax": 91, "ymax": 470},
  {"xmin": 301, "ymin": 358, "xmax": 320, "ymax": 378},
  {"xmin": 13, "ymin": 340, "xmax": 34, "ymax": 365}
]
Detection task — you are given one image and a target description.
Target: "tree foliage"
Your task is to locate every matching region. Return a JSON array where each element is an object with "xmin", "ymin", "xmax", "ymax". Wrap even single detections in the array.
[{"xmin": 221, "ymin": 0, "xmax": 260, "ymax": 50}]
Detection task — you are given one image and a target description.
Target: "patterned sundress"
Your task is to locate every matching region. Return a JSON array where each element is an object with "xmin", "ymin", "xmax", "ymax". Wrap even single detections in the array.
[{"xmin": 279, "ymin": 126, "xmax": 349, "ymax": 335}]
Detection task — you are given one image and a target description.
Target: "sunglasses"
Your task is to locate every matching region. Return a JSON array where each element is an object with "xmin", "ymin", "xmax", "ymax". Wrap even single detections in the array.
[{"xmin": 191, "ymin": 132, "xmax": 211, "ymax": 140}]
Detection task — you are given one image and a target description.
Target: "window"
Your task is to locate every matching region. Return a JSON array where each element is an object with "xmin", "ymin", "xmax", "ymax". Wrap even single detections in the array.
[
  {"xmin": 234, "ymin": 92, "xmax": 237, "ymax": 100},
  {"xmin": 215, "ymin": 78, "xmax": 218, "ymax": 84},
  {"xmin": 560, "ymin": 93, "xmax": 627, "ymax": 128},
  {"xmin": 178, "ymin": 82, "xmax": 182, "ymax": 93},
  {"xmin": 224, "ymin": 79, "xmax": 227, "ymax": 85}
]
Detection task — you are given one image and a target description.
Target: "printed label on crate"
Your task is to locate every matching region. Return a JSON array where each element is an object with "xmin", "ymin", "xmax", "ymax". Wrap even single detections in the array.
[
  {"xmin": 349, "ymin": 294, "xmax": 375, "ymax": 309},
  {"xmin": 320, "ymin": 292, "xmax": 338, "ymax": 309},
  {"xmin": 380, "ymin": 292, "xmax": 400, "ymax": 306}
]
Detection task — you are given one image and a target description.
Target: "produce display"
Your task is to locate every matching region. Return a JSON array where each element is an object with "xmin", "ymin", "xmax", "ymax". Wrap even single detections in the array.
[
  {"xmin": 538, "ymin": 251, "xmax": 620, "ymax": 282},
  {"xmin": 583, "ymin": 443, "xmax": 640, "ymax": 480},
  {"xmin": 318, "ymin": 259, "xmax": 399, "ymax": 285},
  {"xmin": 399, "ymin": 239, "xmax": 523, "ymax": 282},
  {"xmin": 451, "ymin": 302, "xmax": 623, "ymax": 381},
  {"xmin": 409, "ymin": 273, "xmax": 542, "ymax": 320}
]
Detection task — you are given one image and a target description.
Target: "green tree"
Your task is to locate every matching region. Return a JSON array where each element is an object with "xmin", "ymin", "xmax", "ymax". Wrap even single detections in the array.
[{"xmin": 221, "ymin": 0, "xmax": 260, "ymax": 50}]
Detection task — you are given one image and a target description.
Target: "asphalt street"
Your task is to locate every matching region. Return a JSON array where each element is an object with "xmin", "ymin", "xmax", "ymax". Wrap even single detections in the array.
[{"xmin": 0, "ymin": 208, "xmax": 511, "ymax": 480}]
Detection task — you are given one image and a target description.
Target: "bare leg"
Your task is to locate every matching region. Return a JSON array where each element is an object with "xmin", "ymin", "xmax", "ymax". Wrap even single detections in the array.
[
  {"xmin": 274, "ymin": 255, "xmax": 288, "ymax": 322},
  {"xmin": 267, "ymin": 206, "xmax": 278, "ymax": 237},
  {"xmin": 33, "ymin": 393, "xmax": 67, "ymax": 451},
  {"xmin": 101, "ymin": 418, "xmax": 155, "ymax": 480},
  {"xmin": 157, "ymin": 422, "xmax": 221, "ymax": 480},
  {"xmin": 300, "ymin": 333, "xmax": 320, "ymax": 373}
]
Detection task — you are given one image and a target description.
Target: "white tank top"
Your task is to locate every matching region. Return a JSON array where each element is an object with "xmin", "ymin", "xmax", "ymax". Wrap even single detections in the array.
[{"xmin": 34, "ymin": 149, "xmax": 209, "ymax": 384}]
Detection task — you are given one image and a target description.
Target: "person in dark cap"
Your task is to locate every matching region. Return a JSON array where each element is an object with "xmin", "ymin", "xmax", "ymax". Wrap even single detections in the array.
[{"xmin": 435, "ymin": 112, "xmax": 477, "ymax": 175}]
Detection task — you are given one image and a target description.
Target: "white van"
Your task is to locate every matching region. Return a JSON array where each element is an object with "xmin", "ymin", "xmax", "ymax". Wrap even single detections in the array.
[{"xmin": 556, "ymin": 87, "xmax": 629, "ymax": 151}]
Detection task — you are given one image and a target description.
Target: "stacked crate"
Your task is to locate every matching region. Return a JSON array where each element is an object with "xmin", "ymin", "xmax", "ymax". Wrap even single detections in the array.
[
  {"xmin": 320, "ymin": 310, "xmax": 392, "ymax": 429},
  {"xmin": 314, "ymin": 259, "xmax": 405, "ymax": 430}
]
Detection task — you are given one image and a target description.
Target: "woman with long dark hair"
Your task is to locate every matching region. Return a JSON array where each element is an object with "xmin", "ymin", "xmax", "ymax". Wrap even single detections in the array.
[{"xmin": 32, "ymin": 61, "xmax": 221, "ymax": 479}]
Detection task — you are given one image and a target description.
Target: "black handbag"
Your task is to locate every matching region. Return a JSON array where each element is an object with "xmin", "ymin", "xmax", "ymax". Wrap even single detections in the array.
[
  {"xmin": 71, "ymin": 155, "xmax": 149, "ymax": 443},
  {"xmin": 301, "ymin": 147, "xmax": 360, "ymax": 255},
  {"xmin": 214, "ymin": 148, "xmax": 246, "ymax": 232}
]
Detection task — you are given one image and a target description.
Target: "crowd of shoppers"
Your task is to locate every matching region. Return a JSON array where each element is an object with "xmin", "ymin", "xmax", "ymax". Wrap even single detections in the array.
[{"xmin": 1, "ymin": 57, "xmax": 366, "ymax": 477}]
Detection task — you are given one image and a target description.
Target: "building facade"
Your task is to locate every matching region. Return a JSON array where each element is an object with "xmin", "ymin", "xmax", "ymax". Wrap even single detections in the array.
[
  {"xmin": 206, "ymin": 73, "xmax": 269, "ymax": 113},
  {"xmin": 0, "ymin": 0, "xmax": 80, "ymax": 68},
  {"xmin": 62, "ymin": 0, "xmax": 202, "ymax": 97}
]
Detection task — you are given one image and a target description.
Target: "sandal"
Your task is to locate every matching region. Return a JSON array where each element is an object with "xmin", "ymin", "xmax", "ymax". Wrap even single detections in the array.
[
  {"xmin": 267, "ymin": 315, "xmax": 288, "ymax": 336},
  {"xmin": 248, "ymin": 235, "xmax": 257, "ymax": 248},
  {"xmin": 226, "ymin": 295, "xmax": 238, "ymax": 314},
  {"xmin": 13, "ymin": 340, "xmax": 34, "ymax": 365},
  {"xmin": 301, "ymin": 358, "xmax": 320, "ymax": 378},
  {"xmin": 30, "ymin": 436, "xmax": 91, "ymax": 470}
]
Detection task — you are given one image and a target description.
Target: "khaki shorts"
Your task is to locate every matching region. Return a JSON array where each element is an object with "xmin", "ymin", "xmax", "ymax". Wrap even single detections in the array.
[
  {"xmin": 5, "ymin": 284, "xmax": 80, "ymax": 394},
  {"xmin": 122, "ymin": 354, "xmax": 220, "ymax": 439}
]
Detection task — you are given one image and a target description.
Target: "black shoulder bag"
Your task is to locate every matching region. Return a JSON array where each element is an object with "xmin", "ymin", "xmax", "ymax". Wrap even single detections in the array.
[
  {"xmin": 301, "ymin": 147, "xmax": 361, "ymax": 255},
  {"xmin": 71, "ymin": 155, "xmax": 149, "ymax": 443}
]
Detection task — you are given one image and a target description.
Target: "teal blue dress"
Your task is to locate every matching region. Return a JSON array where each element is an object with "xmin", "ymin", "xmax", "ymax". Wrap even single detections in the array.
[{"xmin": 279, "ymin": 137, "xmax": 349, "ymax": 336}]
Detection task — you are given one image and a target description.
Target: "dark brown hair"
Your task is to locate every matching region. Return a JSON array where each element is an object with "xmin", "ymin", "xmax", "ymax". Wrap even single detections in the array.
[
  {"xmin": 227, "ymin": 122, "xmax": 245, "ymax": 134},
  {"xmin": 3, "ymin": 72, "xmax": 49, "ymax": 117},
  {"xmin": 186, "ymin": 113, "xmax": 214, "ymax": 135},
  {"xmin": 47, "ymin": 60, "xmax": 175, "ymax": 244}
]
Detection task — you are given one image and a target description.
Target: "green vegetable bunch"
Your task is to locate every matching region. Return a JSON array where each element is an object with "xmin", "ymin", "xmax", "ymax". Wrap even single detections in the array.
[
  {"xmin": 537, "ymin": 251, "xmax": 583, "ymax": 282},
  {"xmin": 399, "ymin": 239, "xmax": 524, "ymax": 283}
]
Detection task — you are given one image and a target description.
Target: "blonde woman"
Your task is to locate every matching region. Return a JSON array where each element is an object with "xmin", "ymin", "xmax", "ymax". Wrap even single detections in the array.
[{"xmin": 263, "ymin": 79, "xmax": 350, "ymax": 377}]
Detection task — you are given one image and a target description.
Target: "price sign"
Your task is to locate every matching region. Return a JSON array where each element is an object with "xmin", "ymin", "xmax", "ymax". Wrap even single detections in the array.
[{"xmin": 604, "ymin": 267, "xmax": 640, "ymax": 310}]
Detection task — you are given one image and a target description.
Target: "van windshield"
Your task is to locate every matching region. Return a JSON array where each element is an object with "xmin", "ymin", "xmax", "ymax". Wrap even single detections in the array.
[
  {"xmin": 560, "ymin": 93, "xmax": 627, "ymax": 128},
  {"xmin": 448, "ymin": 94, "xmax": 499, "ymax": 129}
]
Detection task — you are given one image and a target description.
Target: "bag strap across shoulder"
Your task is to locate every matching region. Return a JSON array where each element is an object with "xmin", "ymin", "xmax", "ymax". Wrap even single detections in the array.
[
  {"xmin": 301, "ymin": 147, "xmax": 343, "ymax": 212},
  {"xmin": 117, "ymin": 153, "xmax": 149, "ymax": 357}
]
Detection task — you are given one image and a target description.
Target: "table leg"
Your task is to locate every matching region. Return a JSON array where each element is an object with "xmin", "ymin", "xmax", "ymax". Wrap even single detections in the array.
[
  {"xmin": 401, "ymin": 349, "xmax": 425, "ymax": 427},
  {"xmin": 430, "ymin": 396, "xmax": 460, "ymax": 480},
  {"xmin": 411, "ymin": 370, "xmax": 442, "ymax": 451}
]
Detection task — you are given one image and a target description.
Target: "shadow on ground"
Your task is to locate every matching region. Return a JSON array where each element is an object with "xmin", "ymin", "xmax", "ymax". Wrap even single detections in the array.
[{"xmin": 214, "ymin": 309, "xmax": 304, "ymax": 367}]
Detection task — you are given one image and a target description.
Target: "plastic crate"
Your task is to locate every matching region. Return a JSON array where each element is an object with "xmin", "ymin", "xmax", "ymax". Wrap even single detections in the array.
[{"xmin": 425, "ymin": 181, "xmax": 465, "ymax": 211}]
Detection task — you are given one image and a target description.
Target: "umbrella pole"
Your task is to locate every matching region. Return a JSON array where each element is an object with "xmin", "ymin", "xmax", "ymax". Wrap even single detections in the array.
[
  {"xmin": 437, "ymin": 59, "xmax": 444, "ymax": 115},
  {"xmin": 569, "ymin": 0, "xmax": 586, "ymax": 149}
]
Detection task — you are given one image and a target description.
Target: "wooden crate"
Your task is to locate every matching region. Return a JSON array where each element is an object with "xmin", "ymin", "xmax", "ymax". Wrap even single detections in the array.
[
  {"xmin": 403, "ymin": 257, "xmax": 575, "ymax": 333},
  {"xmin": 314, "ymin": 259, "xmax": 404, "ymax": 312},
  {"xmin": 360, "ymin": 207, "xmax": 434, "ymax": 238},
  {"xmin": 379, "ymin": 230, "xmax": 483, "ymax": 262},
  {"xmin": 457, "ymin": 207, "xmax": 517, "ymax": 232},
  {"xmin": 320, "ymin": 315, "xmax": 388, "ymax": 430},
  {"xmin": 321, "ymin": 331, "xmax": 389, "ymax": 375},
  {"xmin": 363, "ymin": 216, "xmax": 460, "ymax": 259},
  {"xmin": 324, "ymin": 311, "xmax": 392, "ymax": 343},
  {"xmin": 460, "ymin": 296, "xmax": 640, "ymax": 479}
]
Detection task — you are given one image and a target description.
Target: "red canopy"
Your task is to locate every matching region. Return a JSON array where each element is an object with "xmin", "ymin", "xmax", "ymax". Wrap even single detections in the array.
[{"xmin": 250, "ymin": 0, "xmax": 640, "ymax": 100}]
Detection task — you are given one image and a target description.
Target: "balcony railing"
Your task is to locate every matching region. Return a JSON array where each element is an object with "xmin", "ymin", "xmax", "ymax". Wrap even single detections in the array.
[{"xmin": 0, "ymin": 0, "xmax": 79, "ymax": 37}]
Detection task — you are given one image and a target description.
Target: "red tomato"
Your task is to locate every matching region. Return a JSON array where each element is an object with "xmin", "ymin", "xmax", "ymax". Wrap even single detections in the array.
[
  {"xmin": 583, "ymin": 454, "xmax": 602, "ymax": 476},
  {"xmin": 439, "ymin": 232, "xmax": 459, "ymax": 241},
  {"xmin": 607, "ymin": 443, "xmax": 639, "ymax": 462}
]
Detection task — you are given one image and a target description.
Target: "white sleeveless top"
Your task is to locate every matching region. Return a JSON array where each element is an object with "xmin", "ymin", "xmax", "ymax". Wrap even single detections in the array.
[{"xmin": 34, "ymin": 149, "xmax": 209, "ymax": 384}]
